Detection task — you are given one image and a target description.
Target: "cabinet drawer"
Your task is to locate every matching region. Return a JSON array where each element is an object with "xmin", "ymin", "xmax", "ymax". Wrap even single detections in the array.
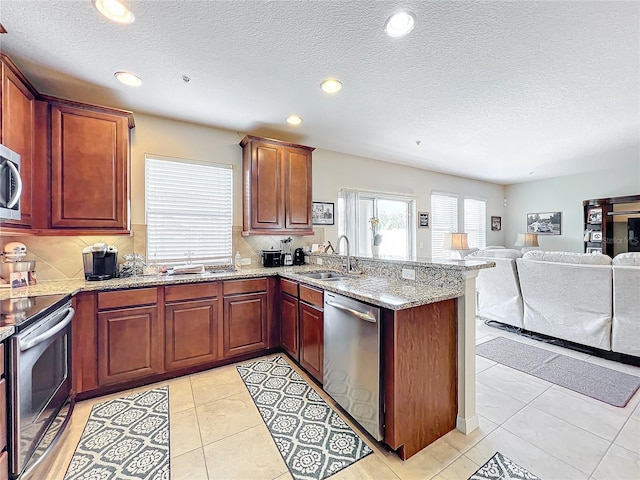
[
  {"xmin": 0, "ymin": 343, "xmax": 3, "ymax": 376},
  {"xmin": 98, "ymin": 288, "xmax": 157, "ymax": 310},
  {"xmin": 280, "ymin": 278, "xmax": 298, "ymax": 297},
  {"xmin": 223, "ymin": 278, "xmax": 268, "ymax": 296},
  {"xmin": 165, "ymin": 283, "xmax": 220, "ymax": 303},
  {"xmin": 300, "ymin": 285, "xmax": 323, "ymax": 308}
]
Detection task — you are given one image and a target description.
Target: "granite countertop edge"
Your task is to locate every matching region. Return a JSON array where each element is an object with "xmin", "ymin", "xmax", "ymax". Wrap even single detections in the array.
[
  {"xmin": 0, "ymin": 264, "xmax": 468, "ymax": 310},
  {"xmin": 0, "ymin": 325, "xmax": 15, "ymax": 342}
]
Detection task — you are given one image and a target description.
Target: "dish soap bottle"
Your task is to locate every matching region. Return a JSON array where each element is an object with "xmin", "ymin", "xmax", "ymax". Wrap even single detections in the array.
[{"xmin": 234, "ymin": 251, "xmax": 241, "ymax": 269}]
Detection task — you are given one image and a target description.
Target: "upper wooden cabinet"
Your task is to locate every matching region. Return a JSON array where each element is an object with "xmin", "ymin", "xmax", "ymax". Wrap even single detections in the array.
[
  {"xmin": 0, "ymin": 55, "xmax": 39, "ymax": 229},
  {"xmin": 50, "ymin": 101, "xmax": 131, "ymax": 230},
  {"xmin": 240, "ymin": 135, "xmax": 315, "ymax": 236}
]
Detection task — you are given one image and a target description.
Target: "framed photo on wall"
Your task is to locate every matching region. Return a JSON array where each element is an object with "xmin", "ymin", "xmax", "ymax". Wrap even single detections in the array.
[
  {"xmin": 312, "ymin": 202, "xmax": 334, "ymax": 225},
  {"xmin": 526, "ymin": 212, "xmax": 562, "ymax": 235},
  {"xmin": 491, "ymin": 216, "xmax": 501, "ymax": 231},
  {"xmin": 590, "ymin": 231, "xmax": 603, "ymax": 242},
  {"xmin": 418, "ymin": 211, "xmax": 429, "ymax": 228}
]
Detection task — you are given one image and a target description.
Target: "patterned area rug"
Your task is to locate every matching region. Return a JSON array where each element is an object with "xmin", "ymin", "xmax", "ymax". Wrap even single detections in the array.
[
  {"xmin": 237, "ymin": 356, "xmax": 373, "ymax": 480},
  {"xmin": 63, "ymin": 387, "xmax": 170, "ymax": 480},
  {"xmin": 469, "ymin": 452, "xmax": 541, "ymax": 480},
  {"xmin": 477, "ymin": 337, "xmax": 640, "ymax": 407}
]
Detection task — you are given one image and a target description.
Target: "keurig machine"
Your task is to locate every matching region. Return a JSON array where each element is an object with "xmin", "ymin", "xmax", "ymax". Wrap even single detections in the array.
[{"xmin": 83, "ymin": 243, "xmax": 118, "ymax": 281}]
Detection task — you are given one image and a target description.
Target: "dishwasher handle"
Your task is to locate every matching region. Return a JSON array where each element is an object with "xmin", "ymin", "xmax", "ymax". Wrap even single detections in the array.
[{"xmin": 325, "ymin": 300, "xmax": 376, "ymax": 323}]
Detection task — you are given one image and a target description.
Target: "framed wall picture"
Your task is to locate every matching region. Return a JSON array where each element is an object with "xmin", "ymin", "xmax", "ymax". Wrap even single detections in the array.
[
  {"xmin": 312, "ymin": 202, "xmax": 334, "ymax": 225},
  {"xmin": 491, "ymin": 216, "xmax": 502, "ymax": 231},
  {"xmin": 586, "ymin": 247, "xmax": 602, "ymax": 254},
  {"xmin": 418, "ymin": 211, "xmax": 429, "ymax": 228},
  {"xmin": 590, "ymin": 231, "xmax": 603, "ymax": 242},
  {"xmin": 526, "ymin": 212, "xmax": 562, "ymax": 235},
  {"xmin": 587, "ymin": 207, "xmax": 602, "ymax": 224}
]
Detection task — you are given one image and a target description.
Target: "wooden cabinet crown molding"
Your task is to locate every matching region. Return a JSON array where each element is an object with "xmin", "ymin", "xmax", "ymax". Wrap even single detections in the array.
[
  {"xmin": 42, "ymin": 94, "xmax": 135, "ymax": 128},
  {"xmin": 0, "ymin": 54, "xmax": 39, "ymax": 98}
]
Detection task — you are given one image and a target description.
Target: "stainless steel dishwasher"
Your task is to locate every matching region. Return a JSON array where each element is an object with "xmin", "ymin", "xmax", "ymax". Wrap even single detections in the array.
[{"xmin": 323, "ymin": 291, "xmax": 383, "ymax": 440}]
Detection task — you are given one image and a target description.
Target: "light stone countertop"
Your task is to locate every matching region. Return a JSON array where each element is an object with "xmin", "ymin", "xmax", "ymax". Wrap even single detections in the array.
[
  {"xmin": 0, "ymin": 325, "xmax": 15, "ymax": 342},
  {"xmin": 0, "ymin": 257, "xmax": 494, "ymax": 311}
]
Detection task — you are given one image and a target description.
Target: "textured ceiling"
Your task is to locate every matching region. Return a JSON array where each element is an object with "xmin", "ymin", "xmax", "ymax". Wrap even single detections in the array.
[{"xmin": 1, "ymin": 1, "xmax": 638, "ymax": 185}]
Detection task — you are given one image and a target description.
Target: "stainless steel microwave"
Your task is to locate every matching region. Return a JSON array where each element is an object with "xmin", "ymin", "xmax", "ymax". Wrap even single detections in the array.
[{"xmin": 0, "ymin": 143, "xmax": 22, "ymax": 221}]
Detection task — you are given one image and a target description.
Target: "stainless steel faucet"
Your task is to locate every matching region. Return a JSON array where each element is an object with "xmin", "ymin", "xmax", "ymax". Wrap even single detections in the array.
[{"xmin": 338, "ymin": 235, "xmax": 351, "ymax": 273}]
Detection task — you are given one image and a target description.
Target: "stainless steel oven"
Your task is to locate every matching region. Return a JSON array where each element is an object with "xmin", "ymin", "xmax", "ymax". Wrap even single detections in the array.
[{"xmin": 5, "ymin": 295, "xmax": 74, "ymax": 479}]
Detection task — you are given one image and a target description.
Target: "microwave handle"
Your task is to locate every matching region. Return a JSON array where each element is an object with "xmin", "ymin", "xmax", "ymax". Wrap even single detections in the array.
[{"xmin": 6, "ymin": 160, "xmax": 23, "ymax": 209}]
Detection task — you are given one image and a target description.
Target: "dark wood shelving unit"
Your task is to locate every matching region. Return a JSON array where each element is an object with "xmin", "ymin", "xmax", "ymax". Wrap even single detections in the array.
[{"xmin": 583, "ymin": 194, "xmax": 640, "ymax": 257}]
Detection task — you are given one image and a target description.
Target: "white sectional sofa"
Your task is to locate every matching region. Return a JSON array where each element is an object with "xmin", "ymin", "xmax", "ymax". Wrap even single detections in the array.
[{"xmin": 611, "ymin": 253, "xmax": 640, "ymax": 356}]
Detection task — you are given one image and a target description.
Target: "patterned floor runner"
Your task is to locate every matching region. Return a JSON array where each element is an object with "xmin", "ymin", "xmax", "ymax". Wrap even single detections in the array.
[
  {"xmin": 469, "ymin": 452, "xmax": 541, "ymax": 480},
  {"xmin": 63, "ymin": 387, "xmax": 170, "ymax": 480},
  {"xmin": 237, "ymin": 356, "xmax": 372, "ymax": 480}
]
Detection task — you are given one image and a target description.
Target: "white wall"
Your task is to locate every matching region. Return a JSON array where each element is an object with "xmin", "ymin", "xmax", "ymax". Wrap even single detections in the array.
[
  {"xmin": 504, "ymin": 162, "xmax": 640, "ymax": 252},
  {"xmin": 129, "ymin": 113, "xmax": 506, "ymax": 255}
]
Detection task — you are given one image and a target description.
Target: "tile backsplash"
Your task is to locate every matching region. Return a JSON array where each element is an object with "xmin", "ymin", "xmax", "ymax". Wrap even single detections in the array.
[{"xmin": 4, "ymin": 225, "xmax": 325, "ymax": 281}]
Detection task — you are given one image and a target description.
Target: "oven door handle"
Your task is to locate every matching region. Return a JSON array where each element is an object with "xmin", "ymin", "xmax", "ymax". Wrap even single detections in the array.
[
  {"xmin": 7, "ymin": 160, "xmax": 23, "ymax": 209},
  {"xmin": 20, "ymin": 307, "xmax": 75, "ymax": 351}
]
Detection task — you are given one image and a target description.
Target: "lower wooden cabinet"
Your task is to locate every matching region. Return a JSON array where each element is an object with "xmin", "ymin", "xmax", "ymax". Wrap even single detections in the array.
[
  {"xmin": 0, "ymin": 450, "xmax": 7, "ymax": 480},
  {"xmin": 165, "ymin": 298, "xmax": 219, "ymax": 370},
  {"xmin": 98, "ymin": 305, "xmax": 162, "ymax": 386},
  {"xmin": 299, "ymin": 301, "xmax": 323, "ymax": 383},
  {"xmin": 280, "ymin": 292, "xmax": 299, "ymax": 360},
  {"xmin": 223, "ymin": 292, "xmax": 268, "ymax": 358}
]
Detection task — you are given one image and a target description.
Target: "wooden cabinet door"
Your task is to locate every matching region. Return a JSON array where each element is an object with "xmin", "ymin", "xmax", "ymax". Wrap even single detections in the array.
[
  {"xmin": 0, "ymin": 61, "xmax": 36, "ymax": 228},
  {"xmin": 223, "ymin": 292, "xmax": 267, "ymax": 358},
  {"xmin": 0, "ymin": 450, "xmax": 6, "ymax": 480},
  {"xmin": 165, "ymin": 298, "xmax": 219, "ymax": 370},
  {"xmin": 50, "ymin": 104, "xmax": 129, "ymax": 229},
  {"xmin": 250, "ymin": 142, "xmax": 283, "ymax": 230},
  {"xmin": 299, "ymin": 302, "xmax": 323, "ymax": 383},
  {"xmin": 0, "ymin": 379, "xmax": 5, "ymax": 452},
  {"xmin": 284, "ymin": 147, "xmax": 312, "ymax": 231},
  {"xmin": 98, "ymin": 306, "xmax": 161, "ymax": 386},
  {"xmin": 280, "ymin": 292, "xmax": 299, "ymax": 360}
]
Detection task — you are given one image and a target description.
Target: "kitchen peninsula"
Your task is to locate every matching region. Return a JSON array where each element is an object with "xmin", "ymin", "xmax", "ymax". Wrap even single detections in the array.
[{"xmin": 0, "ymin": 254, "xmax": 493, "ymax": 460}]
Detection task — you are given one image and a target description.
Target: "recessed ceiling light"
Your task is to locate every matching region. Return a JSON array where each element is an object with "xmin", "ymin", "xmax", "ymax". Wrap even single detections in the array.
[
  {"xmin": 385, "ymin": 11, "xmax": 415, "ymax": 38},
  {"xmin": 320, "ymin": 78, "xmax": 343, "ymax": 94},
  {"xmin": 92, "ymin": 0, "xmax": 135, "ymax": 24},
  {"xmin": 114, "ymin": 71, "xmax": 142, "ymax": 86},
  {"xmin": 286, "ymin": 115, "xmax": 303, "ymax": 126}
]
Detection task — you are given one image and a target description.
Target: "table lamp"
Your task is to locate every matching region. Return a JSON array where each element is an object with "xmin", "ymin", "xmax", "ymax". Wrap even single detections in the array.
[
  {"xmin": 442, "ymin": 232, "xmax": 469, "ymax": 259},
  {"xmin": 514, "ymin": 233, "xmax": 539, "ymax": 253}
]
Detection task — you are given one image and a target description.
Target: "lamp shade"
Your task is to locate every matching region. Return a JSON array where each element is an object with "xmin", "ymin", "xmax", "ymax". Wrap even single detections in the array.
[
  {"xmin": 514, "ymin": 233, "xmax": 539, "ymax": 247},
  {"xmin": 443, "ymin": 232, "xmax": 469, "ymax": 250}
]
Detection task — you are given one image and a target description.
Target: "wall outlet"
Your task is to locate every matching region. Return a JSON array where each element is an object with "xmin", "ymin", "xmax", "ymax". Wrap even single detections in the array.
[
  {"xmin": 240, "ymin": 258, "xmax": 251, "ymax": 265},
  {"xmin": 402, "ymin": 268, "xmax": 416, "ymax": 280},
  {"xmin": 419, "ymin": 241, "xmax": 424, "ymax": 249},
  {"xmin": 317, "ymin": 257, "xmax": 323, "ymax": 265}
]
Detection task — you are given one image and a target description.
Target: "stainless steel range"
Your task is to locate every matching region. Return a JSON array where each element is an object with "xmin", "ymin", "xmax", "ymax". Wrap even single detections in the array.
[{"xmin": 1, "ymin": 294, "xmax": 75, "ymax": 479}]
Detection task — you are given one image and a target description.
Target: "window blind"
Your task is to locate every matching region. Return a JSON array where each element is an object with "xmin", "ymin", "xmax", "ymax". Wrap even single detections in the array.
[
  {"xmin": 431, "ymin": 193, "xmax": 459, "ymax": 259},
  {"xmin": 464, "ymin": 198, "xmax": 487, "ymax": 249},
  {"xmin": 145, "ymin": 156, "xmax": 233, "ymax": 265}
]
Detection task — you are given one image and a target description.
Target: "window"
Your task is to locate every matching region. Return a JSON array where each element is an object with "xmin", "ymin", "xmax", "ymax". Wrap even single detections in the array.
[
  {"xmin": 464, "ymin": 198, "xmax": 487, "ymax": 249},
  {"xmin": 338, "ymin": 189, "xmax": 415, "ymax": 257},
  {"xmin": 431, "ymin": 193, "xmax": 458, "ymax": 259},
  {"xmin": 145, "ymin": 155, "xmax": 233, "ymax": 265}
]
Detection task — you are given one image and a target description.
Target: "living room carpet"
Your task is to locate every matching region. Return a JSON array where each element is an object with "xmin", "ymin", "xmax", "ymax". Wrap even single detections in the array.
[
  {"xmin": 477, "ymin": 337, "xmax": 640, "ymax": 407},
  {"xmin": 237, "ymin": 356, "xmax": 372, "ymax": 480},
  {"xmin": 63, "ymin": 387, "xmax": 169, "ymax": 480},
  {"xmin": 468, "ymin": 452, "xmax": 541, "ymax": 480}
]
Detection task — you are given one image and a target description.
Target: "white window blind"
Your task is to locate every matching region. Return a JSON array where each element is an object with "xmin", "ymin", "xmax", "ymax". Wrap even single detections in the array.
[
  {"xmin": 464, "ymin": 198, "xmax": 487, "ymax": 249},
  {"xmin": 145, "ymin": 155, "xmax": 233, "ymax": 265},
  {"xmin": 431, "ymin": 193, "xmax": 458, "ymax": 259}
]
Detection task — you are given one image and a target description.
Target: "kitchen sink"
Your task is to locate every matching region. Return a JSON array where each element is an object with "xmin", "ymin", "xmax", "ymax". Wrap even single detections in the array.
[{"xmin": 300, "ymin": 271, "xmax": 346, "ymax": 281}]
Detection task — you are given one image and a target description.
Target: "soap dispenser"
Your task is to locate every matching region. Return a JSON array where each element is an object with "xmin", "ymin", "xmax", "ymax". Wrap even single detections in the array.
[{"xmin": 234, "ymin": 251, "xmax": 241, "ymax": 269}]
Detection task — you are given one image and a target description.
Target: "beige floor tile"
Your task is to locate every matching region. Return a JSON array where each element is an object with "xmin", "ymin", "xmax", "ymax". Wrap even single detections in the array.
[
  {"xmin": 466, "ymin": 427, "xmax": 588, "ymax": 480},
  {"xmin": 168, "ymin": 378, "xmax": 195, "ymax": 413},
  {"xmin": 477, "ymin": 364, "xmax": 551, "ymax": 403},
  {"xmin": 592, "ymin": 444, "xmax": 640, "ymax": 480},
  {"xmin": 274, "ymin": 472, "xmax": 294, "ymax": 480},
  {"xmin": 171, "ymin": 408, "xmax": 202, "ymax": 457},
  {"xmin": 202, "ymin": 424, "xmax": 288, "ymax": 480},
  {"xmin": 502, "ymin": 406, "xmax": 610, "ymax": 475},
  {"xmin": 171, "ymin": 447, "xmax": 209, "ymax": 480},
  {"xmin": 196, "ymin": 392, "xmax": 263, "ymax": 445},
  {"xmin": 475, "ymin": 356, "xmax": 496, "ymax": 374},
  {"xmin": 476, "ymin": 381, "xmax": 526, "ymax": 425},
  {"xmin": 431, "ymin": 454, "xmax": 480, "ymax": 480},
  {"xmin": 190, "ymin": 365, "xmax": 247, "ymax": 405},
  {"xmin": 531, "ymin": 386, "xmax": 628, "ymax": 441},
  {"xmin": 330, "ymin": 453, "xmax": 400, "ymax": 480},
  {"xmin": 633, "ymin": 402, "xmax": 640, "ymax": 422},
  {"xmin": 615, "ymin": 418, "xmax": 640, "ymax": 454},
  {"xmin": 381, "ymin": 437, "xmax": 461, "ymax": 479},
  {"xmin": 442, "ymin": 415, "xmax": 498, "ymax": 453}
]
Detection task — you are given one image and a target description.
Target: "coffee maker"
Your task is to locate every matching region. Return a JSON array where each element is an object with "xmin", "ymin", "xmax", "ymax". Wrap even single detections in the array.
[{"xmin": 83, "ymin": 243, "xmax": 118, "ymax": 281}]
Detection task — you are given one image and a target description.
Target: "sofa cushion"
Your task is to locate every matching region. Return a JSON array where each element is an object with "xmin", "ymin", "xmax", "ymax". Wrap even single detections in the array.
[
  {"xmin": 523, "ymin": 250, "xmax": 612, "ymax": 265},
  {"xmin": 613, "ymin": 252, "xmax": 640, "ymax": 266}
]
